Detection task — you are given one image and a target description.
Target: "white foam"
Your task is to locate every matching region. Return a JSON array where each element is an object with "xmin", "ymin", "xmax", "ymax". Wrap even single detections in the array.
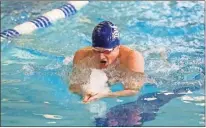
[
  {"xmin": 1, "ymin": 99, "xmax": 9, "ymax": 102},
  {"xmin": 164, "ymin": 92, "xmax": 174, "ymax": 95},
  {"xmin": 193, "ymin": 96, "xmax": 205, "ymax": 102},
  {"xmin": 22, "ymin": 64, "xmax": 35, "ymax": 76},
  {"xmin": 63, "ymin": 56, "xmax": 74, "ymax": 65},
  {"xmin": 144, "ymin": 97, "xmax": 157, "ymax": 101},
  {"xmin": 1, "ymin": 79, "xmax": 21, "ymax": 84},
  {"xmin": 87, "ymin": 101, "xmax": 107, "ymax": 117},
  {"xmin": 19, "ymin": 100, "xmax": 29, "ymax": 103},
  {"xmin": 201, "ymin": 115, "xmax": 205, "ymax": 120},
  {"xmin": 195, "ymin": 103, "xmax": 205, "ymax": 106},
  {"xmin": 199, "ymin": 121, "xmax": 205, "ymax": 125},
  {"xmin": 1, "ymin": 37, "xmax": 5, "ymax": 42},
  {"xmin": 182, "ymin": 101, "xmax": 191, "ymax": 104},
  {"xmin": 43, "ymin": 114, "xmax": 62, "ymax": 120},
  {"xmin": 181, "ymin": 96, "xmax": 205, "ymax": 102},
  {"xmin": 47, "ymin": 122, "xmax": 56, "ymax": 124},
  {"xmin": 45, "ymin": 63, "xmax": 62, "ymax": 70},
  {"xmin": 78, "ymin": 16, "xmax": 92, "ymax": 24},
  {"xmin": 187, "ymin": 90, "xmax": 193, "ymax": 94},
  {"xmin": 181, "ymin": 96, "xmax": 194, "ymax": 101},
  {"xmin": 116, "ymin": 99, "xmax": 123, "ymax": 102},
  {"xmin": 81, "ymin": 69, "xmax": 110, "ymax": 95},
  {"xmin": 178, "ymin": 91, "xmax": 193, "ymax": 95}
]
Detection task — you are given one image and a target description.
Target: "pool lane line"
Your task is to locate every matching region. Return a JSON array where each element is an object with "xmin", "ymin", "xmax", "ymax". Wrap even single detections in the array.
[{"xmin": 1, "ymin": 1, "xmax": 89, "ymax": 41}]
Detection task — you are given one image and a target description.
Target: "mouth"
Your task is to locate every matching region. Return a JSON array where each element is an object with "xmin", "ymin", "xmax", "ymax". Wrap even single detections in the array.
[{"xmin": 100, "ymin": 60, "xmax": 107, "ymax": 64}]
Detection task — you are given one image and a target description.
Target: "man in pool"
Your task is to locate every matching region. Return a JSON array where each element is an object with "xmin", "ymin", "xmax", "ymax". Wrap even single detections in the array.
[{"xmin": 69, "ymin": 21, "xmax": 144, "ymax": 103}]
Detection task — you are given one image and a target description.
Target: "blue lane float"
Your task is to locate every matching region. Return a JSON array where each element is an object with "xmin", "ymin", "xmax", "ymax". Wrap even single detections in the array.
[
  {"xmin": 59, "ymin": 4, "xmax": 77, "ymax": 17},
  {"xmin": 1, "ymin": 1, "xmax": 89, "ymax": 41},
  {"xmin": 30, "ymin": 16, "xmax": 52, "ymax": 28},
  {"xmin": 0, "ymin": 29, "xmax": 20, "ymax": 39}
]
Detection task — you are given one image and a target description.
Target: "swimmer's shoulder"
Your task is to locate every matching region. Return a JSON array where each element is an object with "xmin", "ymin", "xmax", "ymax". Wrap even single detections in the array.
[
  {"xmin": 73, "ymin": 47, "xmax": 93, "ymax": 64},
  {"xmin": 119, "ymin": 45, "xmax": 144, "ymax": 73}
]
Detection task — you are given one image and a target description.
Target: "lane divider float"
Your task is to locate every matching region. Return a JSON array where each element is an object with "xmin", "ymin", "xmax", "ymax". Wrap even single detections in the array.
[{"xmin": 1, "ymin": 1, "xmax": 89, "ymax": 41}]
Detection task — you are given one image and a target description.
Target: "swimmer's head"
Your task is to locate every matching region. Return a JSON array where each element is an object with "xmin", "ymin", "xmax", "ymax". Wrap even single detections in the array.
[
  {"xmin": 92, "ymin": 21, "xmax": 120, "ymax": 49},
  {"xmin": 92, "ymin": 21, "xmax": 120, "ymax": 68}
]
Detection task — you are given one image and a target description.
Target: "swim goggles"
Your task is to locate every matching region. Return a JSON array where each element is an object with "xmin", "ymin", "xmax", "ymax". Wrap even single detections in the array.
[{"xmin": 92, "ymin": 47, "xmax": 115, "ymax": 54}]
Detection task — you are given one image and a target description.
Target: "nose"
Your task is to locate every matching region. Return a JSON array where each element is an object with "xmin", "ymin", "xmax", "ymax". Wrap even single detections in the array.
[{"xmin": 100, "ymin": 53, "xmax": 105, "ymax": 60}]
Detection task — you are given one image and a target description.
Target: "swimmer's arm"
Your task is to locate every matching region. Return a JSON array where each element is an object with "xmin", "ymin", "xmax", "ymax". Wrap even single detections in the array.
[
  {"xmin": 86, "ymin": 80, "xmax": 143, "ymax": 103},
  {"xmin": 73, "ymin": 48, "xmax": 91, "ymax": 65},
  {"xmin": 69, "ymin": 84, "xmax": 82, "ymax": 95},
  {"xmin": 127, "ymin": 51, "xmax": 144, "ymax": 73},
  {"xmin": 73, "ymin": 50, "xmax": 85, "ymax": 65},
  {"xmin": 86, "ymin": 87, "xmax": 140, "ymax": 102},
  {"xmin": 110, "ymin": 50, "xmax": 145, "ymax": 97},
  {"xmin": 69, "ymin": 84, "xmax": 96, "ymax": 103},
  {"xmin": 104, "ymin": 50, "xmax": 145, "ymax": 97},
  {"xmin": 106, "ymin": 80, "xmax": 144, "ymax": 98},
  {"xmin": 69, "ymin": 49, "xmax": 88, "ymax": 94}
]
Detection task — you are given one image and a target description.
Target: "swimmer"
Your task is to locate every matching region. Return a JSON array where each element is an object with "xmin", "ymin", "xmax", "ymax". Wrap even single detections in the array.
[{"xmin": 69, "ymin": 21, "xmax": 144, "ymax": 103}]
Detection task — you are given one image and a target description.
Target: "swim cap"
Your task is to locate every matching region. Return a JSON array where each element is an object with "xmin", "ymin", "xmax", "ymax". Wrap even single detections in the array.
[{"xmin": 92, "ymin": 21, "xmax": 120, "ymax": 49}]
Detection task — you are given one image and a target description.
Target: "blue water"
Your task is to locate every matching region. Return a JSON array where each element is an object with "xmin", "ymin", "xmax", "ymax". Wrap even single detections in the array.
[{"xmin": 1, "ymin": 1, "xmax": 205, "ymax": 126}]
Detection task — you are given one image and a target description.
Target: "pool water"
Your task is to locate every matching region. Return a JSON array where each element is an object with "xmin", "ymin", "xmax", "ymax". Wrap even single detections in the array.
[{"xmin": 1, "ymin": 1, "xmax": 205, "ymax": 126}]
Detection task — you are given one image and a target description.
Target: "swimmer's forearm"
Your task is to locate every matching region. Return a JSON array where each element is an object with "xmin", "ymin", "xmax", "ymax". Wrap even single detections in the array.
[
  {"xmin": 69, "ymin": 84, "xmax": 82, "ymax": 94},
  {"xmin": 107, "ymin": 90, "xmax": 138, "ymax": 98}
]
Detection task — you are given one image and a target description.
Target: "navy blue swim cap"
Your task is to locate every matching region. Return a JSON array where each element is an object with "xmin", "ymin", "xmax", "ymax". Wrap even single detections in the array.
[{"xmin": 92, "ymin": 21, "xmax": 120, "ymax": 49}]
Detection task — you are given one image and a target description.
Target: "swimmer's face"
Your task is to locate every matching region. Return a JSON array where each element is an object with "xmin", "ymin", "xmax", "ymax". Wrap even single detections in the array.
[{"xmin": 93, "ymin": 46, "xmax": 119, "ymax": 68}]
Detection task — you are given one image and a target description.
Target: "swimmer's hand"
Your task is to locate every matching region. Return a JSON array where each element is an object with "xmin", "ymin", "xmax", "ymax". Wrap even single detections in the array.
[
  {"xmin": 82, "ymin": 94, "xmax": 92, "ymax": 103},
  {"xmin": 84, "ymin": 92, "xmax": 108, "ymax": 103},
  {"xmin": 82, "ymin": 93, "xmax": 98, "ymax": 103}
]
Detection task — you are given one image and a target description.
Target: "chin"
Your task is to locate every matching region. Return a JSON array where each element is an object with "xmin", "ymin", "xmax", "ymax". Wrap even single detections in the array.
[
  {"xmin": 100, "ymin": 63, "xmax": 108, "ymax": 69},
  {"xmin": 100, "ymin": 65, "xmax": 107, "ymax": 69}
]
